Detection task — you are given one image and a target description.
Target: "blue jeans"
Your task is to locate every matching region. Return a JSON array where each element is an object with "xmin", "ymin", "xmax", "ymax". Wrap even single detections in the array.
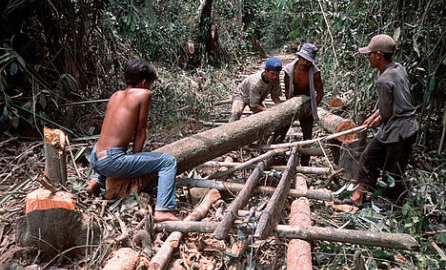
[{"xmin": 90, "ymin": 145, "xmax": 177, "ymax": 211}]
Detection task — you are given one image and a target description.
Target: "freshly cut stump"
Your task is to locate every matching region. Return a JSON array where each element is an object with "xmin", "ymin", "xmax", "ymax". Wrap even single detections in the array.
[{"xmin": 25, "ymin": 188, "xmax": 75, "ymax": 214}]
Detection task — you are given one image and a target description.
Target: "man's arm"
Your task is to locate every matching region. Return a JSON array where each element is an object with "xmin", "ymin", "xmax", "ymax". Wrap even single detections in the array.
[
  {"xmin": 376, "ymin": 81, "xmax": 394, "ymax": 122},
  {"xmin": 314, "ymin": 72, "xmax": 324, "ymax": 105},
  {"xmin": 271, "ymin": 96, "xmax": 281, "ymax": 104},
  {"xmin": 363, "ymin": 110, "xmax": 381, "ymax": 129},
  {"xmin": 284, "ymin": 73, "xmax": 290, "ymax": 100},
  {"xmin": 133, "ymin": 91, "xmax": 152, "ymax": 153}
]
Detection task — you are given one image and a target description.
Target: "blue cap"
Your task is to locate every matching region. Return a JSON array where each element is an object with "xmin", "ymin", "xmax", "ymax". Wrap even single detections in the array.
[
  {"xmin": 297, "ymin": 43, "xmax": 318, "ymax": 63},
  {"xmin": 265, "ymin": 57, "xmax": 282, "ymax": 71}
]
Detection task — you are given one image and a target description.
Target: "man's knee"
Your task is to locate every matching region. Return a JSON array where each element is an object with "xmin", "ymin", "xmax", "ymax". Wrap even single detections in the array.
[{"xmin": 163, "ymin": 153, "xmax": 177, "ymax": 167}]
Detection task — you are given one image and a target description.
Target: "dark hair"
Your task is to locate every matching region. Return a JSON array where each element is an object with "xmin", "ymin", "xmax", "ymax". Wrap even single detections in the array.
[
  {"xmin": 123, "ymin": 59, "xmax": 158, "ymax": 86},
  {"xmin": 383, "ymin": 52, "xmax": 393, "ymax": 61}
]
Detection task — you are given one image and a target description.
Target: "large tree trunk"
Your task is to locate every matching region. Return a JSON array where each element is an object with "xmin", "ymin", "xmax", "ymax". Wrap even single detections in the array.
[
  {"xmin": 155, "ymin": 96, "xmax": 311, "ymax": 173},
  {"xmin": 155, "ymin": 221, "xmax": 420, "ymax": 251}
]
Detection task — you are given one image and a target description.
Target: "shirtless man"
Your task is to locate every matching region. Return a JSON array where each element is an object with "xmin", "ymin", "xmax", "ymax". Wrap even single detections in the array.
[
  {"xmin": 86, "ymin": 59, "xmax": 180, "ymax": 222},
  {"xmin": 277, "ymin": 43, "xmax": 324, "ymax": 165}
]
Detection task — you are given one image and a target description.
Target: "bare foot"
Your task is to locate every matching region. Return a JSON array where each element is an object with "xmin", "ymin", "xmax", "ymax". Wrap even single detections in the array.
[
  {"xmin": 326, "ymin": 183, "xmax": 365, "ymax": 215},
  {"xmin": 86, "ymin": 180, "xmax": 101, "ymax": 195},
  {"xmin": 154, "ymin": 211, "xmax": 181, "ymax": 222}
]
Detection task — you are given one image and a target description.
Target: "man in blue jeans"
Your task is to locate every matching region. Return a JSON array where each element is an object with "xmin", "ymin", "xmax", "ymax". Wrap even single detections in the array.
[{"xmin": 86, "ymin": 59, "xmax": 180, "ymax": 222}]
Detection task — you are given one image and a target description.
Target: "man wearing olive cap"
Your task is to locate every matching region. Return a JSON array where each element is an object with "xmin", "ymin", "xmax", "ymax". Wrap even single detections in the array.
[
  {"xmin": 277, "ymin": 43, "xmax": 324, "ymax": 166},
  {"xmin": 334, "ymin": 34, "xmax": 418, "ymax": 212},
  {"xmin": 229, "ymin": 57, "xmax": 283, "ymax": 122}
]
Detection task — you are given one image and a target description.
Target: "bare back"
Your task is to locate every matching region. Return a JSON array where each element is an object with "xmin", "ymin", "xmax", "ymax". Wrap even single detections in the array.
[{"xmin": 96, "ymin": 88, "xmax": 151, "ymax": 152}]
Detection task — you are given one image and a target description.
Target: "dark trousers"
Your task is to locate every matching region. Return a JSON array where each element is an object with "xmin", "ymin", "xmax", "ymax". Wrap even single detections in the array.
[
  {"xmin": 356, "ymin": 134, "xmax": 416, "ymax": 198},
  {"xmin": 274, "ymin": 115, "xmax": 314, "ymax": 166}
]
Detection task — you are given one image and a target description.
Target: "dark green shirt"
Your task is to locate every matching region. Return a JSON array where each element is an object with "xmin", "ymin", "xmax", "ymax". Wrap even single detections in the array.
[{"xmin": 376, "ymin": 62, "xmax": 418, "ymax": 143}]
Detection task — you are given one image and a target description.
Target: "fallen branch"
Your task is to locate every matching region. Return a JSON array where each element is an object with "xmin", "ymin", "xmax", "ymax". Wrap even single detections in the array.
[
  {"xmin": 155, "ymin": 221, "xmax": 420, "ymax": 251},
  {"xmin": 149, "ymin": 189, "xmax": 221, "ymax": 270},
  {"xmin": 213, "ymin": 162, "xmax": 266, "ymax": 240},
  {"xmin": 177, "ymin": 178, "xmax": 333, "ymax": 201}
]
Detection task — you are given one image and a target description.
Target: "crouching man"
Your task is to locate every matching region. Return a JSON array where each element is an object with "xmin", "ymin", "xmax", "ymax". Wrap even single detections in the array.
[{"xmin": 86, "ymin": 59, "xmax": 181, "ymax": 222}]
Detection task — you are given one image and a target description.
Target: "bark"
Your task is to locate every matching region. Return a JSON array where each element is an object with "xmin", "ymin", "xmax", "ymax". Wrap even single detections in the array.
[
  {"xmin": 154, "ymin": 96, "xmax": 311, "ymax": 173},
  {"xmin": 149, "ymin": 189, "xmax": 220, "ymax": 270},
  {"xmin": 17, "ymin": 208, "xmax": 99, "ymax": 259},
  {"xmin": 43, "ymin": 126, "xmax": 67, "ymax": 185},
  {"xmin": 177, "ymin": 178, "xmax": 333, "ymax": 201},
  {"xmin": 254, "ymin": 147, "xmax": 299, "ymax": 239},
  {"xmin": 287, "ymin": 175, "xmax": 312, "ymax": 270},
  {"xmin": 317, "ymin": 108, "xmax": 357, "ymax": 144},
  {"xmin": 154, "ymin": 221, "xmax": 420, "ymax": 251},
  {"xmin": 213, "ymin": 162, "xmax": 265, "ymax": 240},
  {"xmin": 103, "ymin": 248, "xmax": 149, "ymax": 270}
]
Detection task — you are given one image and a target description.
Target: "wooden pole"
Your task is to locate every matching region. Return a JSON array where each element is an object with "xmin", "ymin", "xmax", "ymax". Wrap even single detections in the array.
[
  {"xmin": 199, "ymin": 161, "xmax": 330, "ymax": 175},
  {"xmin": 209, "ymin": 149, "xmax": 283, "ymax": 179},
  {"xmin": 43, "ymin": 126, "xmax": 67, "ymax": 186},
  {"xmin": 149, "ymin": 189, "xmax": 220, "ymax": 270},
  {"xmin": 254, "ymin": 147, "xmax": 299, "ymax": 239},
  {"xmin": 212, "ymin": 162, "xmax": 266, "ymax": 240},
  {"xmin": 287, "ymin": 174, "xmax": 312, "ymax": 269},
  {"xmin": 254, "ymin": 125, "xmax": 366, "ymax": 150},
  {"xmin": 155, "ymin": 221, "xmax": 420, "ymax": 251},
  {"xmin": 154, "ymin": 96, "xmax": 311, "ymax": 173},
  {"xmin": 177, "ymin": 178, "xmax": 333, "ymax": 201}
]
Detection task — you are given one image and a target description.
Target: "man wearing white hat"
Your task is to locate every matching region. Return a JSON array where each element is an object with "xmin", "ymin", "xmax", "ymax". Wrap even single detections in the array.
[
  {"xmin": 334, "ymin": 34, "xmax": 418, "ymax": 212},
  {"xmin": 278, "ymin": 43, "xmax": 324, "ymax": 166}
]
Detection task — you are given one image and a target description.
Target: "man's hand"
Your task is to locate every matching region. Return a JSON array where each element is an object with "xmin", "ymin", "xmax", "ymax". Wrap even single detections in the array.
[{"xmin": 363, "ymin": 113, "xmax": 381, "ymax": 129}]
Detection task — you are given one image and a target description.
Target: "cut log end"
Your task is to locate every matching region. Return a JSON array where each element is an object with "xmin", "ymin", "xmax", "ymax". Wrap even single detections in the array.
[
  {"xmin": 329, "ymin": 97, "xmax": 346, "ymax": 108},
  {"xmin": 335, "ymin": 120, "xmax": 357, "ymax": 144},
  {"xmin": 25, "ymin": 188, "xmax": 75, "ymax": 214}
]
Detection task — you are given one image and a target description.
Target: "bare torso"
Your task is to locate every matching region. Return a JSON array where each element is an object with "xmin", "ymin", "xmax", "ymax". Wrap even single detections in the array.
[
  {"xmin": 96, "ymin": 88, "xmax": 151, "ymax": 152},
  {"xmin": 293, "ymin": 68, "xmax": 311, "ymax": 96}
]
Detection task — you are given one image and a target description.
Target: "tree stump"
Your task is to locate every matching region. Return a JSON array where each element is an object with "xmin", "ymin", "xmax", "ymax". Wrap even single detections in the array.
[
  {"xmin": 16, "ymin": 208, "xmax": 99, "ymax": 259},
  {"xmin": 104, "ymin": 173, "xmax": 158, "ymax": 200},
  {"xmin": 43, "ymin": 126, "xmax": 67, "ymax": 186}
]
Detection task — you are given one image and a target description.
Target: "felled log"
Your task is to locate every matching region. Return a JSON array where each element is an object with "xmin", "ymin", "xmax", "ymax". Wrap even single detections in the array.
[
  {"xmin": 213, "ymin": 162, "xmax": 266, "ymax": 240},
  {"xmin": 16, "ymin": 208, "xmax": 99, "ymax": 259},
  {"xmin": 103, "ymin": 248, "xmax": 150, "ymax": 270},
  {"xmin": 177, "ymin": 178, "xmax": 333, "ymax": 201},
  {"xmin": 287, "ymin": 174, "xmax": 312, "ymax": 270},
  {"xmin": 154, "ymin": 96, "xmax": 311, "ymax": 173},
  {"xmin": 155, "ymin": 221, "xmax": 420, "ymax": 251},
  {"xmin": 329, "ymin": 97, "xmax": 347, "ymax": 108},
  {"xmin": 44, "ymin": 126, "xmax": 67, "ymax": 185},
  {"xmin": 255, "ymin": 147, "xmax": 299, "ymax": 239},
  {"xmin": 149, "ymin": 189, "xmax": 220, "ymax": 270},
  {"xmin": 317, "ymin": 108, "xmax": 357, "ymax": 144}
]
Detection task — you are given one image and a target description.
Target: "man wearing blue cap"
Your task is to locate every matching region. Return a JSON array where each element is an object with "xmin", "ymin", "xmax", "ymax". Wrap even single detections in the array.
[
  {"xmin": 278, "ymin": 43, "xmax": 324, "ymax": 166},
  {"xmin": 229, "ymin": 57, "xmax": 283, "ymax": 122}
]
